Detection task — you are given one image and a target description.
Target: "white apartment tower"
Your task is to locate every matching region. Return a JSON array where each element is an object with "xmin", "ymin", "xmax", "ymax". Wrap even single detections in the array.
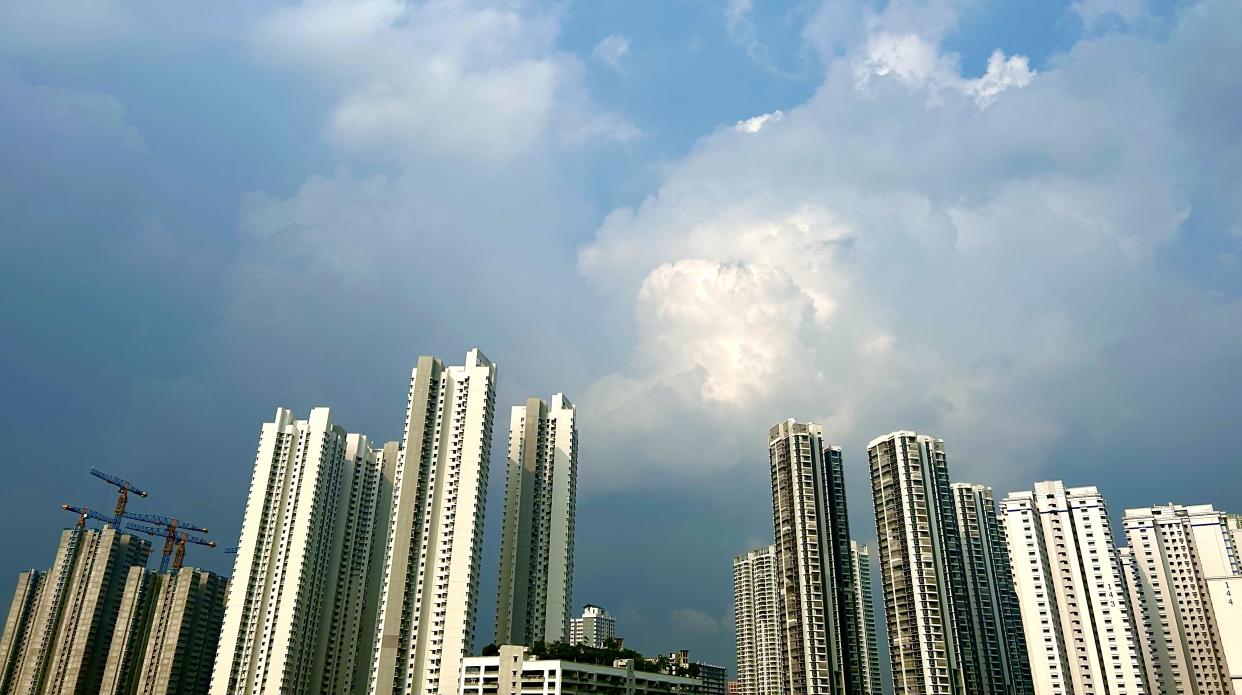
[
  {"xmin": 950, "ymin": 483, "xmax": 1033, "ymax": 695},
  {"xmin": 313, "ymin": 434, "xmax": 396, "ymax": 695},
  {"xmin": 1000, "ymin": 481, "xmax": 1147, "ymax": 695},
  {"xmin": 369, "ymin": 350, "xmax": 497, "ymax": 695},
  {"xmin": 848, "ymin": 542, "xmax": 882, "ymax": 695},
  {"xmin": 1183, "ymin": 506, "xmax": 1242, "ymax": 695},
  {"xmin": 568, "ymin": 605, "xmax": 616, "ymax": 649},
  {"xmin": 495, "ymin": 394, "xmax": 578, "ymax": 646},
  {"xmin": 867, "ymin": 431, "xmax": 967, "ymax": 695},
  {"xmin": 733, "ymin": 545, "xmax": 783, "ymax": 695},
  {"xmin": 1121, "ymin": 505, "xmax": 1231, "ymax": 695},
  {"xmin": 769, "ymin": 420, "xmax": 865, "ymax": 695},
  {"xmin": 212, "ymin": 407, "xmax": 384, "ymax": 695}
]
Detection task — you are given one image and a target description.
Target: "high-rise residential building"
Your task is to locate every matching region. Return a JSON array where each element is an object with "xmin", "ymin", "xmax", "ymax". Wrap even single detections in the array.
[
  {"xmin": 99, "ymin": 567, "xmax": 157, "ymax": 695},
  {"xmin": 868, "ymin": 431, "xmax": 974, "ymax": 695},
  {"xmin": 212, "ymin": 407, "xmax": 383, "ymax": 695},
  {"xmin": 1121, "ymin": 505, "xmax": 1231, "ymax": 695},
  {"xmin": 733, "ymin": 545, "xmax": 782, "ymax": 695},
  {"xmin": 1000, "ymin": 481, "xmax": 1147, "ymax": 695},
  {"xmin": 847, "ymin": 542, "xmax": 882, "ymax": 695},
  {"xmin": 950, "ymin": 483, "xmax": 1033, "ymax": 695},
  {"xmin": 101, "ymin": 566, "xmax": 227, "ymax": 695},
  {"xmin": 1180, "ymin": 506, "xmax": 1242, "ymax": 695},
  {"xmin": 495, "ymin": 394, "xmax": 578, "ymax": 647},
  {"xmin": 1228, "ymin": 514, "xmax": 1242, "ymax": 554},
  {"xmin": 0, "ymin": 571, "xmax": 44, "ymax": 692},
  {"xmin": 370, "ymin": 350, "xmax": 498, "ymax": 695},
  {"xmin": 768, "ymin": 419, "xmax": 865, "ymax": 695},
  {"xmin": 313, "ymin": 434, "xmax": 395, "ymax": 695},
  {"xmin": 7, "ymin": 526, "xmax": 151, "ymax": 695},
  {"xmin": 568, "ymin": 604, "xmax": 616, "ymax": 649}
]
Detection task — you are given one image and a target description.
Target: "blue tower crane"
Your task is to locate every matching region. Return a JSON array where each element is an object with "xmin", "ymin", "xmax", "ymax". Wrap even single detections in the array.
[
  {"xmin": 89, "ymin": 468, "xmax": 149, "ymax": 527},
  {"xmin": 119, "ymin": 513, "xmax": 209, "ymax": 573},
  {"xmin": 127, "ymin": 524, "xmax": 217, "ymax": 572},
  {"xmin": 61, "ymin": 504, "xmax": 115, "ymax": 529}
]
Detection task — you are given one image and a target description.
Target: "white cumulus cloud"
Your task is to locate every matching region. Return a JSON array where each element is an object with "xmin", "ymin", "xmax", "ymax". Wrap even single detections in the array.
[{"xmin": 592, "ymin": 33, "xmax": 630, "ymax": 74}]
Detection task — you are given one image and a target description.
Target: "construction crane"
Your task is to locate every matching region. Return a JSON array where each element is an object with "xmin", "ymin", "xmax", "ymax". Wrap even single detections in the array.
[
  {"xmin": 127, "ymin": 523, "xmax": 217, "ymax": 572},
  {"xmin": 89, "ymin": 468, "xmax": 149, "ymax": 527},
  {"xmin": 61, "ymin": 504, "xmax": 115, "ymax": 529},
  {"xmin": 119, "ymin": 513, "xmax": 210, "ymax": 572}
]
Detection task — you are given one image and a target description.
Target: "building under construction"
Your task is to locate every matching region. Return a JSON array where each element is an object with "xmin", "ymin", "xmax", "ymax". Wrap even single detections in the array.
[{"xmin": 0, "ymin": 468, "xmax": 228, "ymax": 695}]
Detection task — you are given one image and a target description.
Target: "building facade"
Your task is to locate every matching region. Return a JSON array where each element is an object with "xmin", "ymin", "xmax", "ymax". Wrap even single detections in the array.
[
  {"xmin": 99, "ymin": 567, "xmax": 157, "ymax": 695},
  {"xmin": 496, "ymin": 394, "xmax": 578, "ymax": 647},
  {"xmin": 950, "ymin": 483, "xmax": 1033, "ymax": 695},
  {"xmin": 7, "ymin": 526, "xmax": 151, "ymax": 695},
  {"xmin": 459, "ymin": 645, "xmax": 701, "ymax": 695},
  {"xmin": 1000, "ymin": 482, "xmax": 1147, "ymax": 695},
  {"xmin": 868, "ymin": 431, "xmax": 969, "ymax": 695},
  {"xmin": 313, "ymin": 434, "xmax": 395, "ymax": 695},
  {"xmin": 847, "ymin": 542, "xmax": 882, "ymax": 695},
  {"xmin": 665, "ymin": 650, "xmax": 725, "ymax": 695},
  {"xmin": 370, "ymin": 350, "xmax": 498, "ymax": 695},
  {"xmin": 768, "ymin": 419, "xmax": 865, "ymax": 695},
  {"xmin": 211, "ymin": 407, "xmax": 377, "ymax": 695},
  {"xmin": 0, "ymin": 571, "xmax": 44, "ymax": 692},
  {"xmin": 102, "ymin": 566, "xmax": 227, "ymax": 695},
  {"xmin": 1186, "ymin": 506, "xmax": 1242, "ymax": 695},
  {"xmin": 1122, "ymin": 504, "xmax": 1231, "ymax": 695},
  {"xmin": 733, "ymin": 546, "xmax": 782, "ymax": 695},
  {"xmin": 568, "ymin": 605, "xmax": 616, "ymax": 649}
]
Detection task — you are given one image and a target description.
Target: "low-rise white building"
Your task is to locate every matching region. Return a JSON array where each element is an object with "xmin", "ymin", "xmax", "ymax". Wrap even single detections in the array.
[
  {"xmin": 460, "ymin": 645, "xmax": 700, "ymax": 695},
  {"xmin": 568, "ymin": 605, "xmax": 616, "ymax": 649}
]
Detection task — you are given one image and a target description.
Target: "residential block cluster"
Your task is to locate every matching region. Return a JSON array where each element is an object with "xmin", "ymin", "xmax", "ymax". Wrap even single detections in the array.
[
  {"xmin": 0, "ymin": 348, "xmax": 721, "ymax": 695},
  {"xmin": 733, "ymin": 424, "xmax": 1242, "ymax": 695},
  {"xmin": 3, "ymin": 352, "xmax": 1240, "ymax": 695}
]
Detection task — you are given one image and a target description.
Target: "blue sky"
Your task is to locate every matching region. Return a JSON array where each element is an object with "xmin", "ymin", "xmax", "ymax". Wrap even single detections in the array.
[{"xmin": 2, "ymin": 0, "xmax": 1241, "ymax": 677}]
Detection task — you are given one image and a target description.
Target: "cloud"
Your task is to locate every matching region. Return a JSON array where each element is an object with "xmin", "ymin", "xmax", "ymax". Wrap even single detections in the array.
[
  {"xmin": 723, "ymin": 0, "xmax": 805, "ymax": 78},
  {"xmin": 670, "ymin": 608, "xmax": 729, "ymax": 636},
  {"xmin": 734, "ymin": 110, "xmax": 783, "ymax": 133},
  {"xmin": 0, "ymin": 67, "xmax": 146, "ymax": 156},
  {"xmin": 592, "ymin": 33, "xmax": 630, "ymax": 74},
  {"xmin": 854, "ymin": 33, "xmax": 1033, "ymax": 107},
  {"xmin": 253, "ymin": 0, "xmax": 637, "ymax": 164},
  {"xmin": 1071, "ymin": 0, "xmax": 1155, "ymax": 32},
  {"xmin": 577, "ymin": 0, "xmax": 1242, "ymax": 496}
]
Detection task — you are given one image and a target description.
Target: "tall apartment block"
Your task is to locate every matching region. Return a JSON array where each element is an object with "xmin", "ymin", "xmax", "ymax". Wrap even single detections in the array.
[
  {"xmin": 212, "ymin": 407, "xmax": 386, "ymax": 695},
  {"xmin": 0, "ymin": 571, "xmax": 43, "ymax": 692},
  {"xmin": 1182, "ymin": 505, "xmax": 1242, "ymax": 695},
  {"xmin": 313, "ymin": 434, "xmax": 395, "ymax": 695},
  {"xmin": 768, "ymin": 419, "xmax": 865, "ymax": 695},
  {"xmin": 733, "ymin": 546, "xmax": 783, "ymax": 695},
  {"xmin": 1121, "ymin": 505, "xmax": 1231, "ymax": 695},
  {"xmin": 950, "ymin": 483, "xmax": 1033, "ymax": 695},
  {"xmin": 4, "ymin": 526, "xmax": 151, "ymax": 695},
  {"xmin": 568, "ymin": 604, "xmax": 616, "ymax": 649},
  {"xmin": 868, "ymin": 431, "xmax": 972, "ymax": 695},
  {"xmin": 1000, "ymin": 481, "xmax": 1147, "ymax": 695},
  {"xmin": 495, "ymin": 394, "xmax": 578, "ymax": 647},
  {"xmin": 369, "ymin": 350, "xmax": 497, "ymax": 695},
  {"xmin": 848, "ymin": 542, "xmax": 882, "ymax": 695},
  {"xmin": 100, "ymin": 566, "xmax": 227, "ymax": 695}
]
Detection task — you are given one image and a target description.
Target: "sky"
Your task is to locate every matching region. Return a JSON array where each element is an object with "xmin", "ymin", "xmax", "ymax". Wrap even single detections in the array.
[{"xmin": 2, "ymin": 0, "xmax": 1241, "ymax": 678}]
